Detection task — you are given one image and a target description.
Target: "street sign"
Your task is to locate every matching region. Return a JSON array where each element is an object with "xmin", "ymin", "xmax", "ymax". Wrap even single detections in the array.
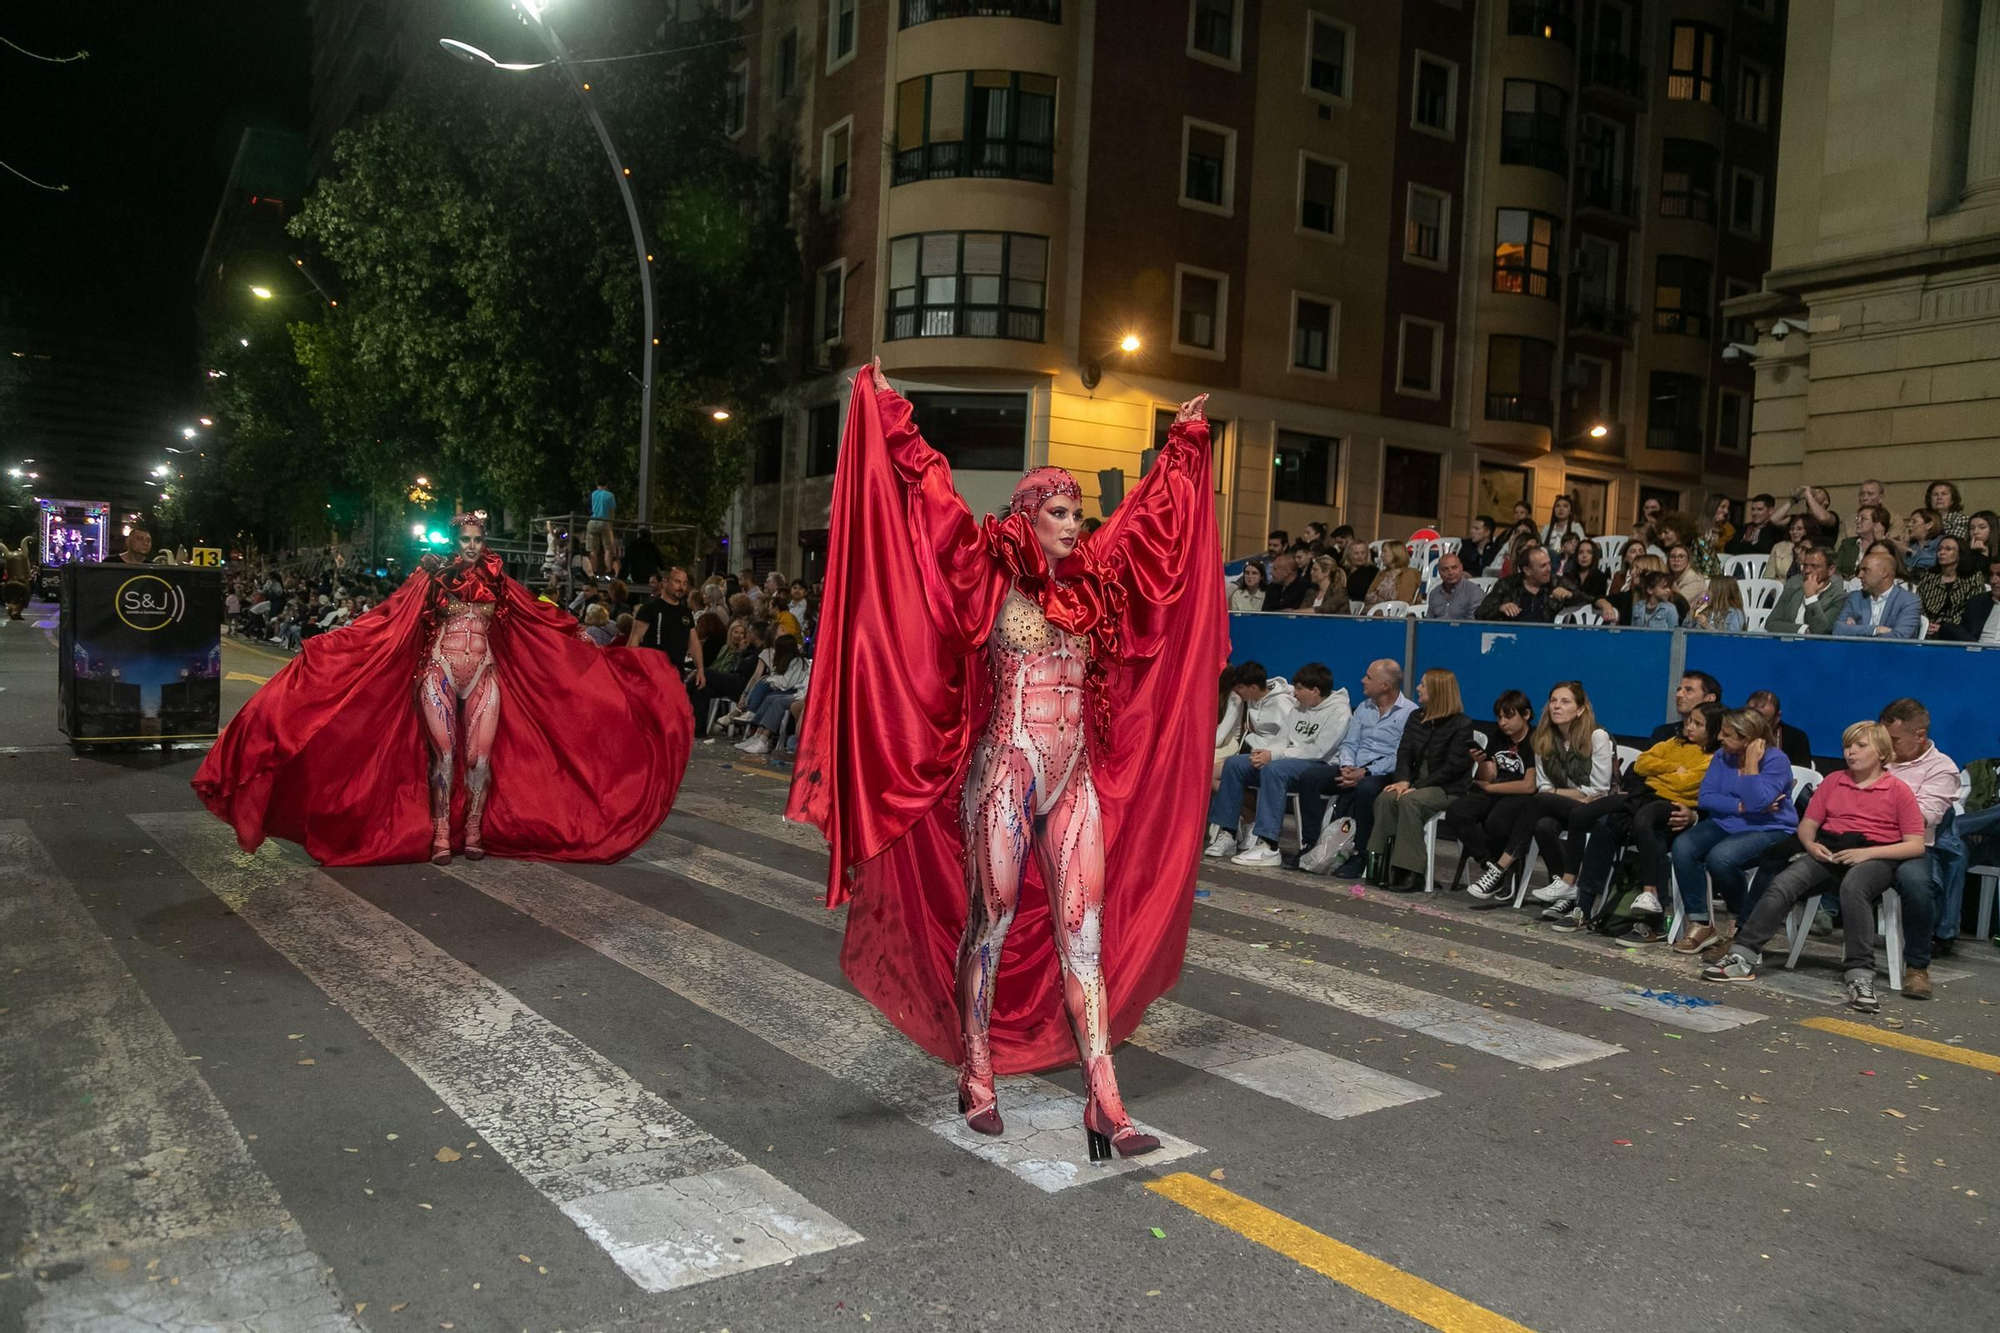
[{"xmin": 190, "ymin": 548, "xmax": 222, "ymax": 567}]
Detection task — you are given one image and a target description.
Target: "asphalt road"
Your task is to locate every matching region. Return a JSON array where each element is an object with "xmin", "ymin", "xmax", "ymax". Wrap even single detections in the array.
[{"xmin": 2, "ymin": 602, "xmax": 1996, "ymax": 1333}]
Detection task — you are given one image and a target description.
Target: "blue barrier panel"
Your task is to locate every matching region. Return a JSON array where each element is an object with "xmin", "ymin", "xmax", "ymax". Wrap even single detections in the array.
[
  {"xmin": 1412, "ymin": 621, "xmax": 1676, "ymax": 740},
  {"xmin": 1226, "ymin": 613, "xmax": 1408, "ymax": 698},
  {"xmin": 1683, "ymin": 634, "xmax": 2000, "ymax": 764}
]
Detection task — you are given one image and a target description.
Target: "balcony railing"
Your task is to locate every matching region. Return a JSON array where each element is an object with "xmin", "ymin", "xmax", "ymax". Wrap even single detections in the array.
[
  {"xmin": 891, "ymin": 140, "xmax": 1054, "ymax": 186},
  {"xmin": 1647, "ymin": 424, "xmax": 1703, "ymax": 453},
  {"xmin": 886, "ymin": 305, "xmax": 1046, "ymax": 342},
  {"xmin": 900, "ymin": 0, "xmax": 1061, "ymax": 26},
  {"xmin": 1500, "ymin": 115, "xmax": 1567, "ymax": 175},
  {"xmin": 1583, "ymin": 48, "xmax": 1648, "ymax": 100},
  {"xmin": 1507, "ymin": 1, "xmax": 1577, "ymax": 46},
  {"xmin": 1577, "ymin": 176, "xmax": 1636, "ymax": 219},
  {"xmin": 1486, "ymin": 392, "xmax": 1555, "ymax": 426},
  {"xmin": 1654, "ymin": 309, "xmax": 1710, "ymax": 339},
  {"xmin": 1571, "ymin": 293, "xmax": 1637, "ymax": 338},
  {"xmin": 1659, "ymin": 188, "xmax": 1716, "ymax": 223}
]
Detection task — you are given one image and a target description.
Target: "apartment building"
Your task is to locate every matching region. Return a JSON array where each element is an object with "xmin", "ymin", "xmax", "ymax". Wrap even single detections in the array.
[{"xmin": 724, "ymin": 0, "xmax": 1790, "ymax": 570}]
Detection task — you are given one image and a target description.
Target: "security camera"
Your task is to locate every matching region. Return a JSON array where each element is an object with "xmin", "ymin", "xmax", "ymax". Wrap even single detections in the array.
[
  {"xmin": 1722, "ymin": 342, "xmax": 1756, "ymax": 361},
  {"xmin": 1770, "ymin": 318, "xmax": 1809, "ymax": 341}
]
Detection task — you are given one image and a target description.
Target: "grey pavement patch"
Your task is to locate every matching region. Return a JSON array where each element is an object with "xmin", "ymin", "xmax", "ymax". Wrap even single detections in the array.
[
  {"xmin": 1198, "ymin": 883, "xmax": 1767, "ymax": 1033},
  {"xmin": 442, "ymin": 857, "xmax": 1200, "ymax": 1191},
  {"xmin": 133, "ymin": 813, "xmax": 859, "ymax": 1293},
  {"xmin": 643, "ymin": 832, "xmax": 1442, "ymax": 1124},
  {"xmin": 0, "ymin": 820, "xmax": 360, "ymax": 1332},
  {"xmin": 666, "ymin": 790, "xmax": 824, "ymax": 851}
]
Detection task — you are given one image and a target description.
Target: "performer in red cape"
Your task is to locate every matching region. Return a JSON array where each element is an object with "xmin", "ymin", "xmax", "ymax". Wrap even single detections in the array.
[
  {"xmin": 194, "ymin": 510, "xmax": 691, "ymax": 866},
  {"xmin": 788, "ymin": 365, "xmax": 1227, "ymax": 1160}
]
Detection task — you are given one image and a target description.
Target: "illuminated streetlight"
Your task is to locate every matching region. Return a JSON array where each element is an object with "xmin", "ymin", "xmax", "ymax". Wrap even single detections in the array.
[
  {"xmin": 239, "ymin": 338, "xmax": 250, "ymax": 347},
  {"xmin": 1119, "ymin": 334, "xmax": 1141, "ymax": 353},
  {"xmin": 710, "ymin": 408, "xmax": 731, "ymax": 422},
  {"xmin": 182, "ymin": 427, "xmax": 198, "ymax": 440},
  {"xmin": 250, "ymin": 285, "xmax": 274, "ymax": 300},
  {"xmin": 412, "ymin": 523, "xmax": 427, "ymax": 538},
  {"xmin": 198, "ymin": 416, "xmax": 213, "ymax": 426},
  {"xmin": 415, "ymin": 475, "xmax": 430, "ymax": 486},
  {"xmin": 1589, "ymin": 424, "xmax": 1610, "ymax": 440},
  {"xmin": 5, "ymin": 467, "xmax": 19, "ymax": 478}
]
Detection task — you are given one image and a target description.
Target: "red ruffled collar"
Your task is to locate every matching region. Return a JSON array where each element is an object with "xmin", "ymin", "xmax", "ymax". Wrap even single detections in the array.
[
  {"xmin": 433, "ymin": 550, "xmax": 505, "ymax": 608},
  {"xmin": 982, "ymin": 511, "xmax": 1122, "ymax": 643}
]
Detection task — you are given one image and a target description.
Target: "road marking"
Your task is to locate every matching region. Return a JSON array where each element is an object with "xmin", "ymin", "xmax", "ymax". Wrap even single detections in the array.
[
  {"xmin": 223, "ymin": 638, "xmax": 294, "ymax": 666},
  {"xmin": 1196, "ymin": 883, "xmax": 1766, "ymax": 1032},
  {"xmin": 641, "ymin": 833, "xmax": 1442, "ymax": 1122},
  {"xmin": 1147, "ymin": 1173, "xmax": 1538, "ymax": 1333},
  {"xmin": 224, "ymin": 670, "xmax": 270, "ymax": 684},
  {"xmin": 665, "ymin": 791, "xmax": 823, "ymax": 850},
  {"xmin": 441, "ymin": 857, "xmax": 1200, "ymax": 1191},
  {"xmin": 134, "ymin": 813, "xmax": 861, "ymax": 1293},
  {"xmin": 0, "ymin": 821, "xmax": 361, "ymax": 1332},
  {"xmin": 1799, "ymin": 1016, "xmax": 2000, "ymax": 1074}
]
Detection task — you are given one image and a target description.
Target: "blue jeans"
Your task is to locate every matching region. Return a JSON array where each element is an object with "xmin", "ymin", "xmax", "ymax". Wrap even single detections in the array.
[
  {"xmin": 1670, "ymin": 821, "xmax": 1794, "ymax": 922},
  {"xmin": 753, "ymin": 688, "xmax": 797, "ymax": 732},
  {"xmin": 1208, "ymin": 755, "xmax": 1327, "ymax": 845}
]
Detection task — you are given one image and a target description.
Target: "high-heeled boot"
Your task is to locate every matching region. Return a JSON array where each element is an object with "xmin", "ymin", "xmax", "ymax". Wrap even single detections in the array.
[
  {"xmin": 1080, "ymin": 1053, "xmax": 1158, "ymax": 1161},
  {"xmin": 956, "ymin": 1031, "xmax": 1002, "ymax": 1136},
  {"xmin": 429, "ymin": 817, "xmax": 452, "ymax": 866},
  {"xmin": 462, "ymin": 762, "xmax": 490, "ymax": 861}
]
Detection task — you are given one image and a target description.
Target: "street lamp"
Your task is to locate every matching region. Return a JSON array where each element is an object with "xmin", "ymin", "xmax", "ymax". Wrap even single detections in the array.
[
  {"xmin": 440, "ymin": 5, "xmax": 657, "ymax": 526},
  {"xmin": 710, "ymin": 408, "xmax": 731, "ymax": 422},
  {"xmin": 1589, "ymin": 423, "xmax": 1609, "ymax": 440},
  {"xmin": 1119, "ymin": 334, "xmax": 1142, "ymax": 353},
  {"xmin": 250, "ymin": 285, "xmax": 274, "ymax": 300}
]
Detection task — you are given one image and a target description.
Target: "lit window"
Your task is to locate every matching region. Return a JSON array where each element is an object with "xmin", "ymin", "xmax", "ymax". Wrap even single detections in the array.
[
  {"xmin": 893, "ymin": 71, "xmax": 1057, "ymax": 186},
  {"xmin": 1668, "ymin": 22, "xmax": 1721, "ymax": 103},
  {"xmin": 1298, "ymin": 155, "xmax": 1345, "ymax": 238},
  {"xmin": 1654, "ymin": 256, "xmax": 1712, "ymax": 338},
  {"xmin": 1493, "ymin": 208, "xmax": 1558, "ymax": 298}
]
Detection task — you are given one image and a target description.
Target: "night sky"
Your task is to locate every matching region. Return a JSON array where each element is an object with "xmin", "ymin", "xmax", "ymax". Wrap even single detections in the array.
[{"xmin": 4, "ymin": 1, "xmax": 312, "ymax": 360}]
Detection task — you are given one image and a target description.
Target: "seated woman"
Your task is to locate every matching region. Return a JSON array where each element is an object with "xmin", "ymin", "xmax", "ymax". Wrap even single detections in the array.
[
  {"xmin": 582, "ymin": 603, "xmax": 617, "ymax": 647},
  {"xmin": 1301, "ymin": 554, "xmax": 1346, "ymax": 614},
  {"xmin": 1229, "ymin": 561, "xmax": 1268, "ymax": 613},
  {"xmin": 728, "ymin": 632, "xmax": 808, "ymax": 755},
  {"xmin": 1915, "ymin": 534, "xmax": 1977, "ymax": 636},
  {"xmin": 1533, "ymin": 702, "xmax": 1725, "ymax": 932},
  {"xmin": 1690, "ymin": 574, "xmax": 1747, "ymax": 632},
  {"xmin": 1362, "ymin": 543, "xmax": 1422, "ymax": 611},
  {"xmin": 1214, "ymin": 665, "xmax": 1246, "ymax": 786},
  {"xmin": 1702, "ymin": 722, "xmax": 1931, "ymax": 1011},
  {"xmin": 1899, "ymin": 507, "xmax": 1943, "ymax": 572},
  {"xmin": 1564, "ymin": 538, "xmax": 1610, "ymax": 601},
  {"xmin": 689, "ymin": 617, "xmax": 757, "ymax": 729},
  {"xmin": 1363, "ymin": 669, "xmax": 1476, "ymax": 891},
  {"xmin": 1768, "ymin": 514, "xmax": 1814, "ymax": 583},
  {"xmin": 1665, "ymin": 708, "xmax": 1800, "ymax": 955},
  {"xmin": 1597, "ymin": 551, "xmax": 1666, "ymax": 624},
  {"xmin": 1440, "ymin": 691, "xmax": 1537, "ymax": 884},
  {"xmin": 1465, "ymin": 681, "xmax": 1615, "ymax": 902},
  {"xmin": 1668, "ymin": 544, "xmax": 1709, "ymax": 605},
  {"xmin": 1341, "ymin": 540, "xmax": 1379, "ymax": 605}
]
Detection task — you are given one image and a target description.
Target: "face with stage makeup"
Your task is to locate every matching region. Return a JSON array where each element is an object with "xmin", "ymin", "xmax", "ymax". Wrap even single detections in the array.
[
  {"xmin": 455, "ymin": 521, "xmax": 486, "ymax": 560},
  {"xmin": 1034, "ymin": 493, "xmax": 1082, "ymax": 564}
]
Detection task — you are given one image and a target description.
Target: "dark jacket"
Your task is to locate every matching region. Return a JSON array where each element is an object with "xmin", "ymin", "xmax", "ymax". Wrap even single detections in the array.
[
  {"xmin": 1477, "ymin": 572, "xmax": 1583, "ymax": 623},
  {"xmin": 1393, "ymin": 711, "xmax": 1476, "ymax": 795},
  {"xmin": 1264, "ymin": 576, "xmax": 1310, "ymax": 612},
  {"xmin": 1946, "ymin": 591, "xmax": 2000, "ymax": 642}
]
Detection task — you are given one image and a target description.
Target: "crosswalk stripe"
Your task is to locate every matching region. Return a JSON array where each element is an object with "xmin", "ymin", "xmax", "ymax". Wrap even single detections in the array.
[
  {"xmin": 0, "ymin": 821, "xmax": 362, "ymax": 1331},
  {"xmin": 1195, "ymin": 883, "xmax": 1766, "ymax": 1033},
  {"xmin": 133, "ymin": 813, "xmax": 861, "ymax": 1294},
  {"xmin": 668, "ymin": 790, "xmax": 823, "ymax": 850},
  {"xmin": 639, "ymin": 834, "xmax": 1442, "ymax": 1123},
  {"xmin": 438, "ymin": 857, "xmax": 1202, "ymax": 1190}
]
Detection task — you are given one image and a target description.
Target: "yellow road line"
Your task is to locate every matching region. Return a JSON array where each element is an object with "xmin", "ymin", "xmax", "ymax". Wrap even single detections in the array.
[
  {"xmin": 1146, "ymin": 1173, "xmax": 1536, "ymax": 1333},
  {"xmin": 223, "ymin": 671, "xmax": 270, "ymax": 685},
  {"xmin": 1800, "ymin": 1017, "xmax": 2000, "ymax": 1074},
  {"xmin": 222, "ymin": 638, "xmax": 293, "ymax": 666}
]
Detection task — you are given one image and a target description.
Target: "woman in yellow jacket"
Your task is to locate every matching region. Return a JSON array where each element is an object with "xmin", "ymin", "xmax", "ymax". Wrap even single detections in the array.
[{"xmin": 1529, "ymin": 702, "xmax": 1728, "ymax": 933}]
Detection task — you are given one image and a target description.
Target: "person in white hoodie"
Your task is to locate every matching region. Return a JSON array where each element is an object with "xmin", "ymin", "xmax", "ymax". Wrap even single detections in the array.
[
  {"xmin": 1215, "ymin": 661, "xmax": 1298, "ymax": 781},
  {"xmin": 1203, "ymin": 662, "xmax": 1352, "ymax": 862}
]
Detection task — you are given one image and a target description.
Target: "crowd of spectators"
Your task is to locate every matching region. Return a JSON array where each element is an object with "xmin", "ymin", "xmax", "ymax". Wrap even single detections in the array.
[
  {"xmin": 1207, "ymin": 657, "xmax": 1994, "ymax": 1012},
  {"xmin": 1226, "ymin": 478, "xmax": 2000, "ymax": 643}
]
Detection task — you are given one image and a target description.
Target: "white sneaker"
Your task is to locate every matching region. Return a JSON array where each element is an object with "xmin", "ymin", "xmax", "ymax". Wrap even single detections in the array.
[
  {"xmin": 1231, "ymin": 840, "xmax": 1282, "ymax": 867},
  {"xmin": 1631, "ymin": 889, "xmax": 1663, "ymax": 916},
  {"xmin": 1530, "ymin": 881, "xmax": 1572, "ymax": 904},
  {"xmin": 1203, "ymin": 829, "xmax": 1237, "ymax": 859},
  {"xmin": 739, "ymin": 735, "xmax": 771, "ymax": 756}
]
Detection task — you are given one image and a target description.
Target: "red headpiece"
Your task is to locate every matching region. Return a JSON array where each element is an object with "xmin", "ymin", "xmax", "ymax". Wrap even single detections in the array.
[
  {"xmin": 1007, "ymin": 467, "xmax": 1082, "ymax": 518},
  {"xmin": 451, "ymin": 509, "xmax": 488, "ymax": 529}
]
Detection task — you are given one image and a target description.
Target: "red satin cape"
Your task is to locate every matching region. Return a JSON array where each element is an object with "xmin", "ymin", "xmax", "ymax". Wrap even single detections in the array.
[
  {"xmin": 788, "ymin": 380, "xmax": 1228, "ymax": 1074},
  {"xmin": 193, "ymin": 565, "xmax": 691, "ymax": 866}
]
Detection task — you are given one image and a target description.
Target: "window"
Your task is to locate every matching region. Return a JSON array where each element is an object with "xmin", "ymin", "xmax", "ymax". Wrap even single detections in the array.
[
  {"xmin": 1272, "ymin": 430, "xmax": 1336, "ymax": 506},
  {"xmin": 893, "ymin": 71, "xmax": 1057, "ymax": 185},
  {"xmin": 1305, "ymin": 14, "xmax": 1352, "ymax": 101},
  {"xmin": 1729, "ymin": 168, "xmax": 1765, "ymax": 237},
  {"xmin": 1654, "ymin": 255, "xmax": 1711, "ymax": 337},
  {"xmin": 806, "ymin": 402, "xmax": 841, "ymax": 476},
  {"xmin": 1180, "ymin": 119, "xmax": 1236, "ymax": 214},
  {"xmin": 1476, "ymin": 463, "xmax": 1532, "ymax": 520},
  {"xmin": 753, "ymin": 417, "xmax": 784, "ymax": 485},
  {"xmin": 1189, "ymin": 0, "xmax": 1241, "ymax": 67},
  {"xmin": 822, "ymin": 119, "xmax": 852, "ymax": 204},
  {"xmin": 1173, "ymin": 265, "xmax": 1227, "ymax": 357},
  {"xmin": 1723, "ymin": 277, "xmax": 1757, "ymax": 345},
  {"xmin": 724, "ymin": 61, "xmax": 748, "ymax": 138},
  {"xmin": 1578, "ymin": 116, "xmax": 1629, "ymax": 214},
  {"xmin": 1298, "ymin": 154, "xmax": 1346, "ymax": 239},
  {"xmin": 1382, "ymin": 446, "xmax": 1442, "ymax": 521},
  {"xmin": 1396, "ymin": 317, "xmax": 1444, "ymax": 398},
  {"xmin": 1493, "ymin": 209, "xmax": 1558, "ymax": 298},
  {"xmin": 1567, "ymin": 477, "xmax": 1610, "ymax": 533},
  {"xmin": 1485, "ymin": 335, "xmax": 1555, "ymax": 424},
  {"xmin": 1573, "ymin": 234, "xmax": 1618, "ymax": 313},
  {"xmin": 1405, "ymin": 185, "xmax": 1450, "ymax": 266},
  {"xmin": 1647, "ymin": 371, "xmax": 1704, "ymax": 452},
  {"xmin": 1572, "ymin": 353, "xmax": 1613, "ymax": 423},
  {"xmin": 1737, "ymin": 58, "xmax": 1769, "ymax": 127},
  {"xmin": 907, "ymin": 392, "xmax": 1026, "ymax": 471},
  {"xmin": 1500, "ymin": 80, "xmax": 1568, "ymax": 174},
  {"xmin": 1717, "ymin": 388, "xmax": 1750, "ymax": 455},
  {"xmin": 1154, "ymin": 408, "xmax": 1230, "ymax": 469},
  {"xmin": 901, "ymin": 0, "xmax": 1064, "ymax": 29},
  {"xmin": 1667, "ymin": 22, "xmax": 1720, "ymax": 103},
  {"xmin": 776, "ymin": 29, "xmax": 798, "ymax": 97},
  {"xmin": 827, "ymin": 0, "xmax": 857, "ymax": 72},
  {"xmin": 1507, "ymin": 1, "xmax": 1577, "ymax": 45},
  {"xmin": 1659, "ymin": 138, "xmax": 1718, "ymax": 222},
  {"xmin": 815, "ymin": 261, "xmax": 845, "ymax": 346},
  {"xmin": 1291, "ymin": 295, "xmax": 1337, "ymax": 374},
  {"xmin": 1412, "ymin": 53, "xmax": 1458, "ymax": 136},
  {"xmin": 885, "ymin": 232, "xmax": 1049, "ymax": 342}
]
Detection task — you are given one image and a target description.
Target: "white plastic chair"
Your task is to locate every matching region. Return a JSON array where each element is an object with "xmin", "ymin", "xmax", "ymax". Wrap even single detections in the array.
[
  {"xmin": 1366, "ymin": 600, "xmax": 1411, "ymax": 619},
  {"xmin": 1743, "ymin": 605, "xmax": 1774, "ymax": 633},
  {"xmin": 1595, "ymin": 535, "xmax": 1629, "ymax": 571},
  {"xmin": 1972, "ymin": 864, "xmax": 1999, "ymax": 939},
  {"xmin": 1421, "ymin": 730, "xmax": 1489, "ymax": 892},
  {"xmin": 1407, "ymin": 601, "xmax": 1429, "ymax": 619},
  {"xmin": 1737, "ymin": 578, "xmax": 1784, "ymax": 610},
  {"xmin": 1784, "ymin": 889, "xmax": 1905, "ymax": 991},
  {"xmin": 1435, "ymin": 537, "xmax": 1462, "ymax": 555},
  {"xmin": 1470, "ymin": 576, "xmax": 1497, "ymax": 594},
  {"xmin": 1724, "ymin": 554, "xmax": 1772, "ymax": 580},
  {"xmin": 1556, "ymin": 606, "xmax": 1603, "ymax": 626},
  {"xmin": 1915, "ymin": 616, "xmax": 1931, "ymax": 641},
  {"xmin": 1369, "ymin": 540, "xmax": 1390, "ymax": 563}
]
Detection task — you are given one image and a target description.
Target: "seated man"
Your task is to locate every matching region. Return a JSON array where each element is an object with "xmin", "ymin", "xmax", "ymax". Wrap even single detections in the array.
[
  {"xmin": 1204, "ymin": 663, "xmax": 1351, "ymax": 865},
  {"xmin": 1426, "ymin": 552, "xmax": 1482, "ymax": 620},
  {"xmin": 1476, "ymin": 546, "xmax": 1581, "ymax": 623},
  {"xmin": 1459, "ymin": 516, "xmax": 1504, "ymax": 577},
  {"xmin": 1832, "ymin": 551, "xmax": 1921, "ymax": 639},
  {"xmin": 1765, "ymin": 546, "xmax": 1846, "ymax": 635},
  {"xmin": 1881, "ymin": 698, "xmax": 1962, "ymax": 961},
  {"xmin": 1652, "ymin": 671, "xmax": 1723, "ymax": 743},
  {"xmin": 1747, "ymin": 690, "xmax": 1814, "ymax": 768},
  {"xmin": 1293, "ymin": 660, "xmax": 1420, "ymax": 876},
  {"xmin": 1724, "ymin": 493, "xmax": 1783, "ymax": 555},
  {"xmin": 1704, "ymin": 721, "xmax": 1930, "ymax": 1010},
  {"xmin": 1944, "ymin": 563, "xmax": 2000, "ymax": 643}
]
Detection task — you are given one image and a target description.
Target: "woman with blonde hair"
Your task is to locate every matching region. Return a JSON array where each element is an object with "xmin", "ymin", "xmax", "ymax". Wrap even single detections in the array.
[
  {"xmin": 1363, "ymin": 669, "xmax": 1476, "ymax": 891},
  {"xmin": 1691, "ymin": 574, "xmax": 1747, "ymax": 632},
  {"xmin": 1666, "ymin": 707, "xmax": 1799, "ymax": 955},
  {"xmin": 1596, "ymin": 550, "xmax": 1666, "ymax": 623},
  {"xmin": 1466, "ymin": 681, "xmax": 1615, "ymax": 900},
  {"xmin": 1363, "ymin": 542, "xmax": 1422, "ymax": 610},
  {"xmin": 1302, "ymin": 553, "xmax": 1344, "ymax": 613}
]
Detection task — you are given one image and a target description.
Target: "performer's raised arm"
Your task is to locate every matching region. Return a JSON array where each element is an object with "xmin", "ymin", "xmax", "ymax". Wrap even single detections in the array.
[{"xmin": 1085, "ymin": 393, "xmax": 1212, "ymax": 604}]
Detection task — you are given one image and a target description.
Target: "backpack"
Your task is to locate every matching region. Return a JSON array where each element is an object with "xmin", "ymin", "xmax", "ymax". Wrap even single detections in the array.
[{"xmin": 1587, "ymin": 856, "xmax": 1658, "ymax": 938}]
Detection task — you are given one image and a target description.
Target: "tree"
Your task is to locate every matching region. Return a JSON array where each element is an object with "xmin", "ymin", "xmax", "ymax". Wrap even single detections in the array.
[{"xmin": 290, "ymin": 13, "xmax": 797, "ymax": 550}]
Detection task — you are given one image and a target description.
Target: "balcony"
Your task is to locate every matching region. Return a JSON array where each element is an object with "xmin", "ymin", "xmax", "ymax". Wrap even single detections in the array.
[
  {"xmin": 1659, "ymin": 188, "xmax": 1716, "ymax": 224},
  {"xmin": 1647, "ymin": 424, "xmax": 1703, "ymax": 453},
  {"xmin": 1571, "ymin": 292, "xmax": 1637, "ymax": 340},
  {"xmin": 900, "ymin": 0, "xmax": 1061, "ymax": 26},
  {"xmin": 1499, "ymin": 130, "xmax": 1567, "ymax": 176},
  {"xmin": 1486, "ymin": 392, "xmax": 1555, "ymax": 426},
  {"xmin": 1583, "ymin": 48, "xmax": 1647, "ymax": 102},
  {"xmin": 1654, "ymin": 308, "xmax": 1711, "ymax": 339},
  {"xmin": 892, "ymin": 140, "xmax": 1054, "ymax": 186},
  {"xmin": 886, "ymin": 304, "xmax": 1046, "ymax": 342},
  {"xmin": 1576, "ymin": 176, "xmax": 1637, "ymax": 221},
  {"xmin": 1507, "ymin": 1, "xmax": 1577, "ymax": 46}
]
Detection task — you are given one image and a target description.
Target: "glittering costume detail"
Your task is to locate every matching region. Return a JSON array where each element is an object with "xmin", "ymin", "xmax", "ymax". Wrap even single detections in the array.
[
  {"xmin": 415, "ymin": 553, "xmax": 504, "ymax": 865},
  {"xmin": 955, "ymin": 591, "xmax": 1144, "ymax": 1140}
]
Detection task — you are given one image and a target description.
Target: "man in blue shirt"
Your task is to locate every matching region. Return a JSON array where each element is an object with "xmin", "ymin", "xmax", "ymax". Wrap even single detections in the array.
[
  {"xmin": 587, "ymin": 478, "xmax": 618, "ymax": 577},
  {"xmin": 1296, "ymin": 660, "xmax": 1420, "ymax": 876}
]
